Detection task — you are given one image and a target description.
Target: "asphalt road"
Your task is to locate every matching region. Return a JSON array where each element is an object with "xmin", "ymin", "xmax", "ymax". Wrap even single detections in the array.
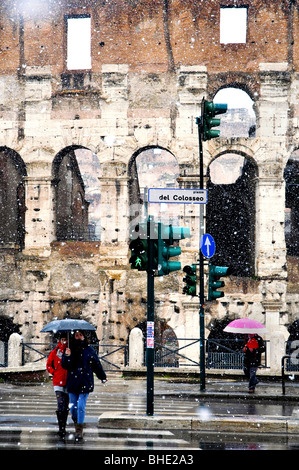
[{"xmin": 0, "ymin": 374, "xmax": 298, "ymax": 451}]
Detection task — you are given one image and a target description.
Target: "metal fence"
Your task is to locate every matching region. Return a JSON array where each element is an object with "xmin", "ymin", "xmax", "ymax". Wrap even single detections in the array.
[
  {"xmin": 206, "ymin": 338, "xmax": 245, "ymax": 370},
  {"xmin": 284, "ymin": 342, "xmax": 299, "ymax": 372},
  {"xmin": 21, "ymin": 342, "xmax": 129, "ymax": 372},
  {"xmin": 145, "ymin": 338, "xmax": 201, "ymax": 368},
  {"xmin": 6, "ymin": 337, "xmax": 271, "ymax": 371},
  {"xmin": 283, "ymin": 355, "xmax": 299, "ymax": 372},
  {"xmin": 281, "ymin": 355, "xmax": 299, "ymax": 395},
  {"xmin": 142, "ymin": 337, "xmax": 268, "ymax": 370},
  {"xmin": 207, "ymin": 351, "xmax": 245, "ymax": 370},
  {"xmin": 206, "ymin": 338, "xmax": 268, "ymax": 370}
]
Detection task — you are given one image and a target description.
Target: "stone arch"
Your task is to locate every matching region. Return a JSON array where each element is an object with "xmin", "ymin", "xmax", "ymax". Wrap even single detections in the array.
[
  {"xmin": 209, "ymin": 147, "xmax": 257, "ymax": 170},
  {"xmin": 0, "ymin": 147, "xmax": 27, "ymax": 250},
  {"xmin": 128, "ymin": 145, "xmax": 180, "ymax": 223},
  {"xmin": 52, "ymin": 146, "xmax": 92, "ymax": 241},
  {"xmin": 213, "ymin": 86, "xmax": 257, "ymax": 138},
  {"xmin": 208, "ymin": 75, "xmax": 259, "ymax": 105},
  {"xmin": 206, "ymin": 150, "xmax": 258, "ymax": 276}
]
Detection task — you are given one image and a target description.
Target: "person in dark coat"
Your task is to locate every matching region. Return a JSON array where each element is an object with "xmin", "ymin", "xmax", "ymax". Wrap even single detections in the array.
[
  {"xmin": 62, "ymin": 330, "xmax": 107, "ymax": 441},
  {"xmin": 243, "ymin": 333, "xmax": 265, "ymax": 393}
]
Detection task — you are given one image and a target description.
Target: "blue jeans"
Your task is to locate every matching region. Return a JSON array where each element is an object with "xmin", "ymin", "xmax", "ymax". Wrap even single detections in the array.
[
  {"xmin": 243, "ymin": 366, "xmax": 258, "ymax": 390},
  {"xmin": 68, "ymin": 392, "xmax": 89, "ymax": 424}
]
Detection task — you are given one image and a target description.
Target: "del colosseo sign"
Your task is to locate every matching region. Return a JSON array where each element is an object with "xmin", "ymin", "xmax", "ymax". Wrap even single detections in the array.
[{"xmin": 148, "ymin": 188, "xmax": 207, "ymax": 204}]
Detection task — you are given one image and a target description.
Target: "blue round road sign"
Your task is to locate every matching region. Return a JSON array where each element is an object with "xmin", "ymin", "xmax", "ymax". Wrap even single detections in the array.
[{"xmin": 200, "ymin": 233, "xmax": 216, "ymax": 258}]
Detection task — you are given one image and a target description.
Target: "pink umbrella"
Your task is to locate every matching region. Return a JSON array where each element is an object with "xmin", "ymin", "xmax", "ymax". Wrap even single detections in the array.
[{"xmin": 223, "ymin": 318, "xmax": 266, "ymax": 334}]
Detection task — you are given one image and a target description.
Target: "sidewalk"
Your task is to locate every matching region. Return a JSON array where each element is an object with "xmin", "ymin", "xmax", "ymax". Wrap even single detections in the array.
[{"xmin": 98, "ymin": 375, "xmax": 299, "ymax": 435}]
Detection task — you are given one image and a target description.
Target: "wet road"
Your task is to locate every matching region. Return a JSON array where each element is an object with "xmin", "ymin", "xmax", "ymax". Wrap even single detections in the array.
[{"xmin": 0, "ymin": 376, "xmax": 298, "ymax": 450}]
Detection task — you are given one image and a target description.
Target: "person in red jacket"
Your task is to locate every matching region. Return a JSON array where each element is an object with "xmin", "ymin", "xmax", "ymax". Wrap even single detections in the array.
[
  {"xmin": 46, "ymin": 334, "xmax": 69, "ymax": 439},
  {"xmin": 243, "ymin": 334, "xmax": 265, "ymax": 393}
]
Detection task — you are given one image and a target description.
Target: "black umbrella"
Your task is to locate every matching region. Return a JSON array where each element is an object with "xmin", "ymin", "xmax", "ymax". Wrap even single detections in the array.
[{"xmin": 41, "ymin": 318, "xmax": 96, "ymax": 333}]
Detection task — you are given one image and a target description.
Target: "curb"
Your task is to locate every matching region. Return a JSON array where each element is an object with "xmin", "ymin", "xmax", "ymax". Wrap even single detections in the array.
[{"xmin": 98, "ymin": 411, "xmax": 299, "ymax": 435}]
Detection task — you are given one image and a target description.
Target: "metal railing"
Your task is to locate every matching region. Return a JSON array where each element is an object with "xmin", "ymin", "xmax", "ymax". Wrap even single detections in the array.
[
  {"xmin": 206, "ymin": 338, "xmax": 244, "ymax": 370},
  {"xmin": 281, "ymin": 354, "xmax": 299, "ymax": 395},
  {"xmin": 21, "ymin": 342, "xmax": 128, "ymax": 372},
  {"xmin": 22, "ymin": 342, "xmax": 49, "ymax": 365},
  {"xmin": 144, "ymin": 338, "xmax": 201, "ymax": 368},
  {"xmin": 142, "ymin": 337, "xmax": 269, "ymax": 370},
  {"xmin": 98, "ymin": 344, "xmax": 128, "ymax": 371},
  {"xmin": 282, "ymin": 355, "xmax": 290, "ymax": 395},
  {"xmin": 206, "ymin": 338, "xmax": 268, "ymax": 370},
  {"xmin": 15, "ymin": 338, "xmax": 270, "ymax": 372}
]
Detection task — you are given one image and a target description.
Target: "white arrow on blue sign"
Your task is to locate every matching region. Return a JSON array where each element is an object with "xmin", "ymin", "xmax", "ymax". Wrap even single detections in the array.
[{"xmin": 200, "ymin": 233, "xmax": 216, "ymax": 258}]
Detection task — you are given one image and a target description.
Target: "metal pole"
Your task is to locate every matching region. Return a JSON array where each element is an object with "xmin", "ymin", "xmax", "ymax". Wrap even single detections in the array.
[
  {"xmin": 197, "ymin": 112, "xmax": 206, "ymax": 391},
  {"xmin": 146, "ymin": 216, "xmax": 155, "ymax": 415}
]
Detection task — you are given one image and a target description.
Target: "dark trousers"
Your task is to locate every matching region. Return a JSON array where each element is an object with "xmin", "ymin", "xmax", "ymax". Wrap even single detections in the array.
[
  {"xmin": 55, "ymin": 390, "xmax": 69, "ymax": 412},
  {"xmin": 243, "ymin": 366, "xmax": 258, "ymax": 390}
]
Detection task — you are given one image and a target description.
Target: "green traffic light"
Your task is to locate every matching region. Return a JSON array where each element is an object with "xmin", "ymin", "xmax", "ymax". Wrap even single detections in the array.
[
  {"xmin": 183, "ymin": 264, "xmax": 197, "ymax": 296},
  {"xmin": 157, "ymin": 222, "xmax": 191, "ymax": 276},
  {"xmin": 208, "ymin": 264, "xmax": 230, "ymax": 301},
  {"xmin": 129, "ymin": 222, "xmax": 149, "ymax": 271},
  {"xmin": 129, "ymin": 220, "xmax": 191, "ymax": 276},
  {"xmin": 157, "ymin": 236, "xmax": 181, "ymax": 275},
  {"xmin": 202, "ymin": 99, "xmax": 227, "ymax": 141},
  {"xmin": 129, "ymin": 237, "xmax": 148, "ymax": 271}
]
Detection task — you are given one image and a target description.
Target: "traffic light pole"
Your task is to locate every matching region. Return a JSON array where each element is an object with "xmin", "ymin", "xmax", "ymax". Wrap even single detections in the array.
[
  {"xmin": 146, "ymin": 216, "xmax": 155, "ymax": 415},
  {"xmin": 197, "ymin": 112, "xmax": 206, "ymax": 392}
]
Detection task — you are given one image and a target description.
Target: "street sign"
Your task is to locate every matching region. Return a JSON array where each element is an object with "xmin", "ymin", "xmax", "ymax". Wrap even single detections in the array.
[
  {"xmin": 148, "ymin": 188, "xmax": 207, "ymax": 204},
  {"xmin": 201, "ymin": 233, "xmax": 216, "ymax": 258},
  {"xmin": 147, "ymin": 321, "xmax": 154, "ymax": 348}
]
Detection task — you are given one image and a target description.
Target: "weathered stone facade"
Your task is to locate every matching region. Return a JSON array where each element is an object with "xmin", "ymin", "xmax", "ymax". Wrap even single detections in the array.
[{"xmin": 0, "ymin": 0, "xmax": 298, "ymax": 372}]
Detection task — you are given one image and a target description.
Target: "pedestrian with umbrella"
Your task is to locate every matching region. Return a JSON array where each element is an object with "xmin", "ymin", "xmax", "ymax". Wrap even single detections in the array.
[
  {"xmin": 41, "ymin": 318, "xmax": 107, "ymax": 442},
  {"xmin": 243, "ymin": 333, "xmax": 265, "ymax": 393},
  {"xmin": 224, "ymin": 318, "xmax": 266, "ymax": 393},
  {"xmin": 62, "ymin": 329, "xmax": 107, "ymax": 442}
]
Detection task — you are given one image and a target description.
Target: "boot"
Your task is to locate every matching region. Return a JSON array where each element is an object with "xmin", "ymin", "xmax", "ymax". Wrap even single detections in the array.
[
  {"xmin": 75, "ymin": 423, "xmax": 84, "ymax": 442},
  {"xmin": 56, "ymin": 410, "xmax": 68, "ymax": 439}
]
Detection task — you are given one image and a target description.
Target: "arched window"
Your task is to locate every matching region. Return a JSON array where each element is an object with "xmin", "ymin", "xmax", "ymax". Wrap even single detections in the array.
[
  {"xmin": 206, "ymin": 153, "xmax": 257, "ymax": 277},
  {"xmin": 128, "ymin": 146, "xmax": 180, "ymax": 223},
  {"xmin": 53, "ymin": 147, "xmax": 90, "ymax": 241},
  {"xmin": 0, "ymin": 148, "xmax": 26, "ymax": 249},
  {"xmin": 214, "ymin": 87, "xmax": 256, "ymax": 138},
  {"xmin": 284, "ymin": 150, "xmax": 299, "ymax": 256},
  {"xmin": 73, "ymin": 148, "xmax": 101, "ymax": 241}
]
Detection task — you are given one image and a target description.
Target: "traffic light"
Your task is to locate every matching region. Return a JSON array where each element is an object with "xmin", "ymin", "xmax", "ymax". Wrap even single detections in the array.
[
  {"xmin": 201, "ymin": 98, "xmax": 227, "ymax": 141},
  {"xmin": 208, "ymin": 264, "xmax": 230, "ymax": 300},
  {"xmin": 183, "ymin": 264, "xmax": 197, "ymax": 296},
  {"xmin": 157, "ymin": 222, "xmax": 191, "ymax": 276},
  {"xmin": 129, "ymin": 223, "xmax": 148, "ymax": 271}
]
